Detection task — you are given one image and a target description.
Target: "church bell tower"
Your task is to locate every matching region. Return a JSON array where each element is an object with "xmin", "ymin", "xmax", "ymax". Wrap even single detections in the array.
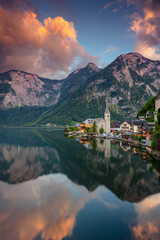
[{"xmin": 104, "ymin": 91, "xmax": 110, "ymax": 133}]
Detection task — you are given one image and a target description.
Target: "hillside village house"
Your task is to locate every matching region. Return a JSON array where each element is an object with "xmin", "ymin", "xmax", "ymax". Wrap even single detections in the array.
[
  {"xmin": 154, "ymin": 89, "xmax": 160, "ymax": 121},
  {"xmin": 131, "ymin": 120, "xmax": 145, "ymax": 133},
  {"xmin": 79, "ymin": 123, "xmax": 87, "ymax": 132},
  {"xmin": 134, "ymin": 121, "xmax": 155, "ymax": 140},
  {"xmin": 138, "ymin": 116, "xmax": 145, "ymax": 121}
]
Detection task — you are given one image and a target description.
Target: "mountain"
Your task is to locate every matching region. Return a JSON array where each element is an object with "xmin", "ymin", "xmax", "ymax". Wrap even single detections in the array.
[
  {"xmin": 30, "ymin": 52, "xmax": 160, "ymax": 125},
  {"xmin": 0, "ymin": 70, "xmax": 63, "ymax": 108},
  {"xmin": 0, "ymin": 53, "xmax": 160, "ymax": 126},
  {"xmin": 0, "ymin": 64, "xmax": 100, "ymax": 109},
  {"xmin": 60, "ymin": 63, "xmax": 100, "ymax": 102}
]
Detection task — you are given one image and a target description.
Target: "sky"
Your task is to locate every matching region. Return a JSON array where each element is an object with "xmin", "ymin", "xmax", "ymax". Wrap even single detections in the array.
[{"xmin": 0, "ymin": 0, "xmax": 160, "ymax": 78}]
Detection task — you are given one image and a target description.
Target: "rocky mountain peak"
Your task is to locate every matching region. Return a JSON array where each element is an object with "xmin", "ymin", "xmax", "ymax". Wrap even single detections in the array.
[
  {"xmin": 86, "ymin": 63, "xmax": 100, "ymax": 72},
  {"xmin": 65, "ymin": 63, "xmax": 99, "ymax": 80},
  {"xmin": 108, "ymin": 52, "xmax": 160, "ymax": 87},
  {"xmin": 117, "ymin": 52, "xmax": 151, "ymax": 64}
]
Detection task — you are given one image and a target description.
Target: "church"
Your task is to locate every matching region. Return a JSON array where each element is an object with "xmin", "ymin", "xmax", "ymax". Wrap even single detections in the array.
[
  {"xmin": 154, "ymin": 89, "xmax": 160, "ymax": 122},
  {"xmin": 84, "ymin": 94, "xmax": 111, "ymax": 133}
]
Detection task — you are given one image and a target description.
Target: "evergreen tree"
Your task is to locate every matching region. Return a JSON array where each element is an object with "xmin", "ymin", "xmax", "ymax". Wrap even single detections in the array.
[
  {"xmin": 92, "ymin": 121, "xmax": 97, "ymax": 133},
  {"xmin": 99, "ymin": 127, "xmax": 104, "ymax": 134}
]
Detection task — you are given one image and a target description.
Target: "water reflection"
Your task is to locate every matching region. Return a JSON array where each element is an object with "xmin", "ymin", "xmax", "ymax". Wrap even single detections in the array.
[
  {"xmin": 133, "ymin": 193, "xmax": 160, "ymax": 240},
  {"xmin": 0, "ymin": 128, "xmax": 160, "ymax": 202},
  {"xmin": 0, "ymin": 128, "xmax": 160, "ymax": 240},
  {"xmin": 0, "ymin": 175, "xmax": 93, "ymax": 240},
  {"xmin": 0, "ymin": 174, "xmax": 159, "ymax": 240}
]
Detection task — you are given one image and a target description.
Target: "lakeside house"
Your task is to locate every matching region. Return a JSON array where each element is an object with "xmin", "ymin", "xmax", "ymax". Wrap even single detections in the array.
[{"xmin": 120, "ymin": 121, "xmax": 132, "ymax": 133}]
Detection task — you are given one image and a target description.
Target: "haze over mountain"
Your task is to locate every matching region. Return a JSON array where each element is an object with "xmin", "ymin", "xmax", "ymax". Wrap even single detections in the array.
[{"xmin": 0, "ymin": 52, "xmax": 160, "ymax": 126}]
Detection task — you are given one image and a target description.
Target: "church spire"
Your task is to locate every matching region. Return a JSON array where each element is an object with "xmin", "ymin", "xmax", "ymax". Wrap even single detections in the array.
[
  {"xmin": 104, "ymin": 90, "xmax": 110, "ymax": 133},
  {"xmin": 105, "ymin": 91, "xmax": 110, "ymax": 113}
]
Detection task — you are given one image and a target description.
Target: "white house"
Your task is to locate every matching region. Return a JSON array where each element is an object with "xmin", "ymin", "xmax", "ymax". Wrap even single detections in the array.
[{"xmin": 120, "ymin": 121, "xmax": 131, "ymax": 133}]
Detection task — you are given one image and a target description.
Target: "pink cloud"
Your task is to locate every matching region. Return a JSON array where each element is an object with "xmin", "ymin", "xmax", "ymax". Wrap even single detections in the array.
[
  {"xmin": 0, "ymin": 4, "xmax": 97, "ymax": 78},
  {"xmin": 104, "ymin": 1, "xmax": 117, "ymax": 9},
  {"xmin": 129, "ymin": 0, "xmax": 160, "ymax": 60}
]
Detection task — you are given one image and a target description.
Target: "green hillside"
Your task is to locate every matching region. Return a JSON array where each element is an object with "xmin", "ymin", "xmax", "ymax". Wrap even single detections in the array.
[{"xmin": 137, "ymin": 97, "xmax": 156, "ymax": 117}]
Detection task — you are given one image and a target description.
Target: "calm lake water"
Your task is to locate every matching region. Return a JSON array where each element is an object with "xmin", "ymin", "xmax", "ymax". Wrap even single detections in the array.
[{"xmin": 0, "ymin": 128, "xmax": 160, "ymax": 240}]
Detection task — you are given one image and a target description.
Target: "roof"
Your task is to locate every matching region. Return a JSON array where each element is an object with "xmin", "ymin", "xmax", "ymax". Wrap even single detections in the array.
[
  {"xmin": 122, "ymin": 132, "xmax": 132, "ymax": 136},
  {"xmin": 146, "ymin": 111, "xmax": 151, "ymax": 115},
  {"xmin": 93, "ymin": 118, "xmax": 104, "ymax": 124},
  {"xmin": 111, "ymin": 122, "xmax": 121, "ymax": 128},
  {"xmin": 146, "ymin": 122, "xmax": 155, "ymax": 126},
  {"xmin": 132, "ymin": 120, "xmax": 145, "ymax": 126},
  {"xmin": 84, "ymin": 119, "xmax": 94, "ymax": 124},
  {"xmin": 120, "ymin": 121, "xmax": 131, "ymax": 126},
  {"xmin": 138, "ymin": 116, "xmax": 145, "ymax": 119}
]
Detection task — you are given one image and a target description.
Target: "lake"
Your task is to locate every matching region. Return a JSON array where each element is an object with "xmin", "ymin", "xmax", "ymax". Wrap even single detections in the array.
[{"xmin": 0, "ymin": 128, "xmax": 160, "ymax": 240}]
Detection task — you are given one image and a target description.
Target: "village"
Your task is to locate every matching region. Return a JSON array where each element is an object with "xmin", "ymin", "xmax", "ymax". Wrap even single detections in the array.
[{"xmin": 65, "ymin": 90, "xmax": 160, "ymax": 158}]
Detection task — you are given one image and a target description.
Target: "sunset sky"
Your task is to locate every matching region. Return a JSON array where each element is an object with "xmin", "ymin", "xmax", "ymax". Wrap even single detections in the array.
[{"xmin": 0, "ymin": 0, "xmax": 160, "ymax": 78}]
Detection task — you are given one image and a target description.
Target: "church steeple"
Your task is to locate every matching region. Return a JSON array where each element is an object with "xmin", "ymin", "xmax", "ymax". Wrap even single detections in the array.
[
  {"xmin": 104, "ymin": 91, "xmax": 110, "ymax": 133},
  {"xmin": 105, "ymin": 91, "xmax": 110, "ymax": 113}
]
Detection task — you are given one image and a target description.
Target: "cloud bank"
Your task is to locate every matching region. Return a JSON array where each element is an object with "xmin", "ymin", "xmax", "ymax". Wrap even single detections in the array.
[
  {"xmin": 0, "ymin": 1, "xmax": 97, "ymax": 78},
  {"xmin": 129, "ymin": 0, "xmax": 160, "ymax": 60}
]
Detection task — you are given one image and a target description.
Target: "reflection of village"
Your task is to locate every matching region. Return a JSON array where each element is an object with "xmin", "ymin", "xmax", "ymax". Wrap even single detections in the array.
[
  {"xmin": 77, "ymin": 137, "xmax": 160, "ymax": 185},
  {"xmin": 77, "ymin": 137, "xmax": 160, "ymax": 174},
  {"xmin": 78, "ymin": 137, "xmax": 154, "ymax": 164}
]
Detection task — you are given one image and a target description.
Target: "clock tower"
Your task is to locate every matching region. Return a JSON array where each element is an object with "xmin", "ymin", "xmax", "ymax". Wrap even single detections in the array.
[{"xmin": 104, "ymin": 92, "xmax": 110, "ymax": 133}]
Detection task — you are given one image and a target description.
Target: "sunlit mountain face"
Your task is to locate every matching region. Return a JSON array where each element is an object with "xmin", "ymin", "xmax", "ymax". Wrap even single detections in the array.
[{"xmin": 0, "ymin": 128, "xmax": 160, "ymax": 240}]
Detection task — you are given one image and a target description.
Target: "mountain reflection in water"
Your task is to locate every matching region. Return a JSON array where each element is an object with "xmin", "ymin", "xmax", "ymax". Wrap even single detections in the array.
[{"xmin": 0, "ymin": 128, "xmax": 160, "ymax": 240}]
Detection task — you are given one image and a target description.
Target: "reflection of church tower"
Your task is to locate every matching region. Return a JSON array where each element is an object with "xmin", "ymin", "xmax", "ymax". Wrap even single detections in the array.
[
  {"xmin": 105, "ymin": 140, "xmax": 111, "ymax": 175},
  {"xmin": 105, "ymin": 139, "xmax": 111, "ymax": 160},
  {"xmin": 105, "ymin": 91, "xmax": 110, "ymax": 133}
]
